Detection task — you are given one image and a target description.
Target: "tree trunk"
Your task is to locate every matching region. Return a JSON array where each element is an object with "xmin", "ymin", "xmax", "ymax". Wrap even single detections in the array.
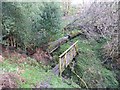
[{"xmin": 48, "ymin": 31, "xmax": 83, "ymax": 53}]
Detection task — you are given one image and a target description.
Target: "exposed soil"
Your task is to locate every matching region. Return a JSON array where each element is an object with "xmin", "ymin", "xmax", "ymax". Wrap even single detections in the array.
[
  {"xmin": 0, "ymin": 44, "xmax": 52, "ymax": 65},
  {"xmin": 32, "ymin": 48, "xmax": 52, "ymax": 65},
  {"xmin": 0, "ymin": 73, "xmax": 25, "ymax": 89}
]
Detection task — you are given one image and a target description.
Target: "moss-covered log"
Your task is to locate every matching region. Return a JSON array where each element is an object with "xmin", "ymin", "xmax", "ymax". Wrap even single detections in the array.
[{"xmin": 48, "ymin": 31, "xmax": 83, "ymax": 53}]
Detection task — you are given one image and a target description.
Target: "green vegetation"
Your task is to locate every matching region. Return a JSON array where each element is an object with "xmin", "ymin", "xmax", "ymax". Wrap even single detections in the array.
[
  {"xmin": 1, "ymin": 1, "xmax": 119, "ymax": 89},
  {"xmin": 2, "ymin": 2, "xmax": 63, "ymax": 50},
  {"xmin": 51, "ymin": 36, "xmax": 119, "ymax": 88},
  {"xmin": 1, "ymin": 31, "xmax": 119, "ymax": 88},
  {"xmin": 0, "ymin": 57, "xmax": 79, "ymax": 88},
  {"xmin": 75, "ymin": 39, "xmax": 118, "ymax": 88}
]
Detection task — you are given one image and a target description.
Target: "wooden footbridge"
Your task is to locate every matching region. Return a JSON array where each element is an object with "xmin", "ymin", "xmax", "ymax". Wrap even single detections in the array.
[
  {"xmin": 52, "ymin": 40, "xmax": 78, "ymax": 76},
  {"xmin": 39, "ymin": 40, "xmax": 79, "ymax": 88}
]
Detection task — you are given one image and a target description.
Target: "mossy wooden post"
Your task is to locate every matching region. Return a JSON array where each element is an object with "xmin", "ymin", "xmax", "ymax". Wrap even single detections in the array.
[
  {"xmin": 59, "ymin": 57, "xmax": 62, "ymax": 77},
  {"xmin": 59, "ymin": 40, "xmax": 78, "ymax": 77}
]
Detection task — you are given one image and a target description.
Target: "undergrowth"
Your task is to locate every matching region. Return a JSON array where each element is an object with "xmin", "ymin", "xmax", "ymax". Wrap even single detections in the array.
[
  {"xmin": 0, "ymin": 31, "xmax": 119, "ymax": 88},
  {"xmin": 74, "ymin": 38, "xmax": 118, "ymax": 88},
  {"xmin": 0, "ymin": 56, "xmax": 79, "ymax": 88},
  {"xmin": 53, "ymin": 36, "xmax": 119, "ymax": 88}
]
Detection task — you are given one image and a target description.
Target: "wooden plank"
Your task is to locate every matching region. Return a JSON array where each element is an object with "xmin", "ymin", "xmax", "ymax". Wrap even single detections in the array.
[{"xmin": 50, "ymin": 46, "xmax": 59, "ymax": 54}]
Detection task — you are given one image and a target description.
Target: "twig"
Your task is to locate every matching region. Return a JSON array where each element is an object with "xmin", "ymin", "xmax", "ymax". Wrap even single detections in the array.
[{"xmin": 71, "ymin": 70, "xmax": 88, "ymax": 88}]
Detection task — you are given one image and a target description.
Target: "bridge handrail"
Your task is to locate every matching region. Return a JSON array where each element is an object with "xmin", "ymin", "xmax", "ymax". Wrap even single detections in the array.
[{"xmin": 59, "ymin": 40, "xmax": 78, "ymax": 58}]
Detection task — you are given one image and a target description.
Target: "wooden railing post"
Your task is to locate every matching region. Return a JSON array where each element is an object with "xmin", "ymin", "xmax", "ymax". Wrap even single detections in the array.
[{"xmin": 59, "ymin": 57, "xmax": 62, "ymax": 77}]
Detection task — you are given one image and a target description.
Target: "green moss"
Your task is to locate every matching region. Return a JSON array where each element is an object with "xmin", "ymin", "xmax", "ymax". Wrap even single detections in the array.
[
  {"xmin": 0, "ymin": 60, "xmax": 18, "ymax": 72},
  {"xmin": 1, "ymin": 57, "xmax": 80, "ymax": 88},
  {"xmin": 49, "ymin": 73, "xmax": 80, "ymax": 88},
  {"xmin": 1, "ymin": 34, "xmax": 119, "ymax": 88},
  {"xmin": 74, "ymin": 39, "xmax": 119, "ymax": 88},
  {"xmin": 54, "ymin": 36, "xmax": 119, "ymax": 88},
  {"xmin": 101, "ymin": 68, "xmax": 118, "ymax": 88}
]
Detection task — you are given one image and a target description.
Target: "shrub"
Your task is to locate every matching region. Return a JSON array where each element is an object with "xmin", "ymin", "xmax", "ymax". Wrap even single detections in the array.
[{"xmin": 2, "ymin": 2, "xmax": 63, "ymax": 50}]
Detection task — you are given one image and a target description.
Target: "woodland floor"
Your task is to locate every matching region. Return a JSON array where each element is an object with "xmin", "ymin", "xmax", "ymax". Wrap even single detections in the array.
[{"xmin": 0, "ymin": 35, "xmax": 119, "ymax": 88}]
